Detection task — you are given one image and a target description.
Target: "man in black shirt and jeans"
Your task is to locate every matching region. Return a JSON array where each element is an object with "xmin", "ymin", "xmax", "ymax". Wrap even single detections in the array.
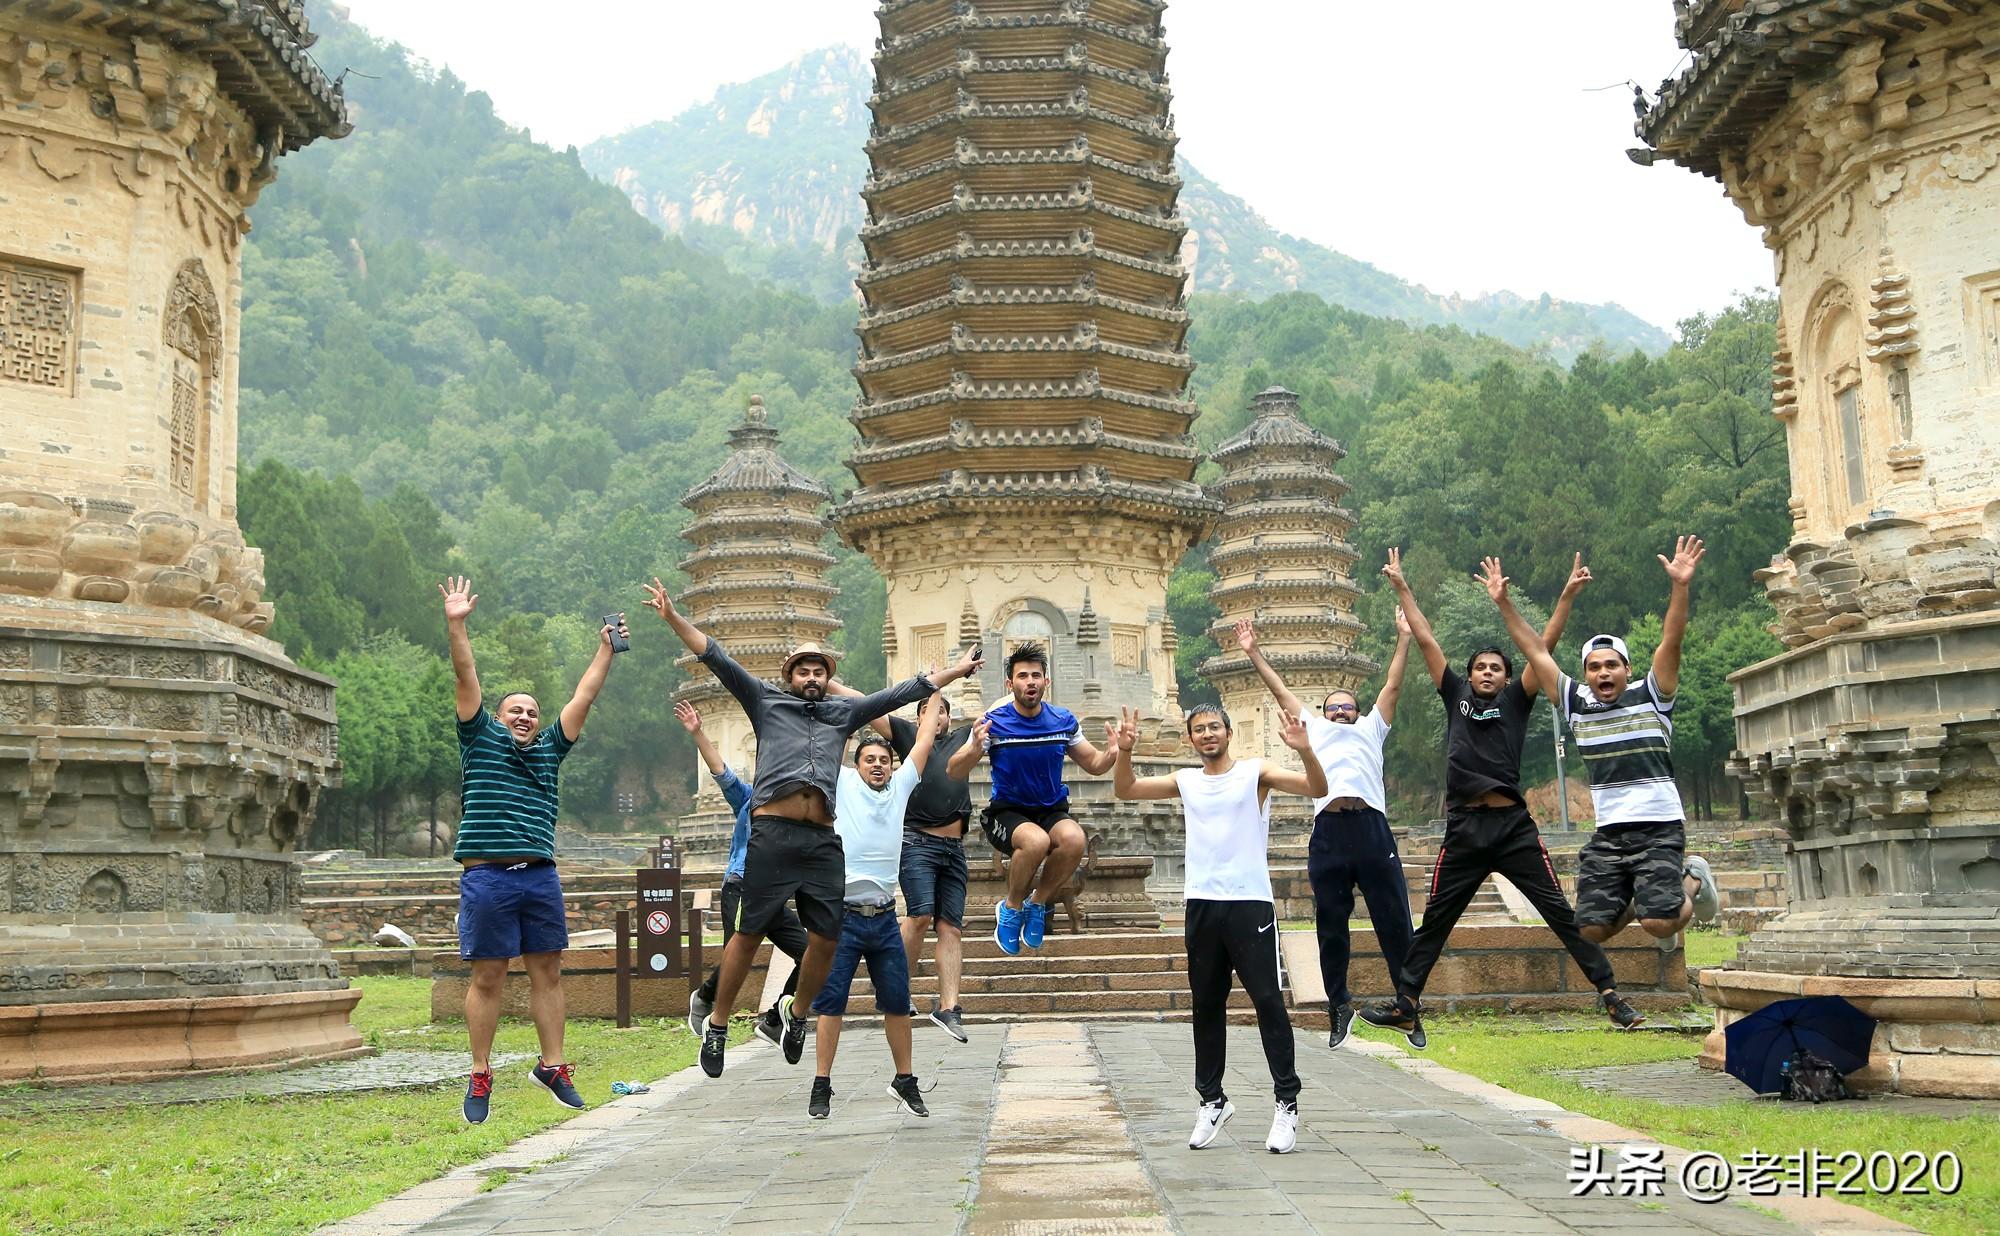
[{"xmin": 1359, "ymin": 550, "xmax": 1640, "ymax": 1048}]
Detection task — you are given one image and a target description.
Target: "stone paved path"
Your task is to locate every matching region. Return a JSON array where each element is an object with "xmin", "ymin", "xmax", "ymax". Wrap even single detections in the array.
[{"xmin": 356, "ymin": 1024, "xmax": 1840, "ymax": 1236}]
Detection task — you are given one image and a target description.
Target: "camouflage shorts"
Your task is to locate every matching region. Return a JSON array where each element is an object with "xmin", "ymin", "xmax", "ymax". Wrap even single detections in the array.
[{"xmin": 1575, "ymin": 822, "xmax": 1687, "ymax": 926}]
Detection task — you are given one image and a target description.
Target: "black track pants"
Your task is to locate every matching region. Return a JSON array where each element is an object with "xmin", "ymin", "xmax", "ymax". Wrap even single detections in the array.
[{"xmin": 1186, "ymin": 898, "xmax": 1300, "ymax": 1104}]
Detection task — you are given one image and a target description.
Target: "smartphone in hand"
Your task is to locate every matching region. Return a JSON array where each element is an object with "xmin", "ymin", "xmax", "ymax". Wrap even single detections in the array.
[{"xmin": 603, "ymin": 613, "xmax": 630, "ymax": 654}]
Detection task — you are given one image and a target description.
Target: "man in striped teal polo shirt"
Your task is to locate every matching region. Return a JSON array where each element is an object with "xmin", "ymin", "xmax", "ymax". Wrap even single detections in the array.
[{"xmin": 442, "ymin": 575, "xmax": 627, "ymax": 1125}]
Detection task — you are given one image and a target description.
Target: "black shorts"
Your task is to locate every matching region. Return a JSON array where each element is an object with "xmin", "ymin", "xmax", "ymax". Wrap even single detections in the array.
[
  {"xmin": 1575, "ymin": 821, "xmax": 1688, "ymax": 926},
  {"xmin": 980, "ymin": 799, "xmax": 1075, "ymax": 855},
  {"xmin": 737, "ymin": 815, "xmax": 846, "ymax": 940}
]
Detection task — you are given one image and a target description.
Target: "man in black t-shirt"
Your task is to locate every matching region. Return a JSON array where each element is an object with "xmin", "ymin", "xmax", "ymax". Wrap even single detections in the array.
[{"xmin": 1358, "ymin": 550, "xmax": 1637, "ymax": 1049}]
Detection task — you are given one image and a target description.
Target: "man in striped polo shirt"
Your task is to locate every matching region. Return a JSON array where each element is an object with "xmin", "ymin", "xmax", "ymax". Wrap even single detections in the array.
[
  {"xmin": 1555, "ymin": 537, "xmax": 1720, "ymax": 948},
  {"xmin": 442, "ymin": 575, "xmax": 626, "ymax": 1124}
]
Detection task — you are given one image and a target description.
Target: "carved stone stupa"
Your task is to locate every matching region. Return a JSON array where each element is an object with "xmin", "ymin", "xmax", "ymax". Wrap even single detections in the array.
[
  {"xmin": 1638, "ymin": 0, "xmax": 2000, "ymax": 1096},
  {"xmin": 0, "ymin": 0, "xmax": 355, "ymax": 1081}
]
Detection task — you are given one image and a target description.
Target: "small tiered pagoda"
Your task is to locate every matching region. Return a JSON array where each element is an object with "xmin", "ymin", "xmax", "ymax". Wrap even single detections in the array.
[
  {"xmin": 830, "ymin": 0, "xmax": 1218, "ymax": 726},
  {"xmin": 675, "ymin": 396, "xmax": 841, "ymax": 837},
  {"xmin": 1199, "ymin": 387, "xmax": 1376, "ymax": 761}
]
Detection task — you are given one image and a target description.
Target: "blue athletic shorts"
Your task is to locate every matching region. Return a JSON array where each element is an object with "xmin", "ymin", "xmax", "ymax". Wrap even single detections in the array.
[
  {"xmin": 458, "ymin": 860, "xmax": 569, "ymax": 960},
  {"xmin": 810, "ymin": 907, "xmax": 909, "ymax": 1017}
]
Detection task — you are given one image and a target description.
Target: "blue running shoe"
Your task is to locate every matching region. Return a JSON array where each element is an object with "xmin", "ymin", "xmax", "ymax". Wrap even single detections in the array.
[
  {"xmin": 993, "ymin": 898, "xmax": 1023, "ymax": 955},
  {"xmin": 463, "ymin": 1070, "xmax": 493, "ymax": 1124},
  {"xmin": 1021, "ymin": 900, "xmax": 1049, "ymax": 950},
  {"xmin": 532, "ymin": 1058, "xmax": 585, "ymax": 1110}
]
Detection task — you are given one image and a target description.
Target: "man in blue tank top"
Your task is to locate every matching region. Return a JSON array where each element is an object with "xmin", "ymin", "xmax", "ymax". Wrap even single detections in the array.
[{"xmin": 946, "ymin": 643, "xmax": 1117, "ymax": 955}]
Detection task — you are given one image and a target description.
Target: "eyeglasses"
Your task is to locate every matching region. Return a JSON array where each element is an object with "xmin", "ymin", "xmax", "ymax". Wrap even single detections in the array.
[{"xmin": 1324, "ymin": 703, "xmax": 1359, "ymax": 715}]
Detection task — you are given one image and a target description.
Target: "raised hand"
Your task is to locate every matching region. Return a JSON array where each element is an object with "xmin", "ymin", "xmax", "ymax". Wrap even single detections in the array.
[
  {"xmin": 602, "ymin": 612, "xmax": 630, "ymax": 648},
  {"xmin": 1104, "ymin": 717, "xmax": 1126, "ymax": 753},
  {"xmin": 1476, "ymin": 556, "xmax": 1510, "ymax": 605},
  {"xmin": 674, "ymin": 700, "xmax": 701, "ymax": 733},
  {"xmin": 439, "ymin": 575, "xmax": 477, "ymax": 622},
  {"xmin": 1117, "ymin": 706, "xmax": 1140, "ymax": 753},
  {"xmin": 1660, "ymin": 535, "xmax": 1706, "ymax": 586},
  {"xmin": 951, "ymin": 643, "xmax": 985, "ymax": 679},
  {"xmin": 1380, "ymin": 546, "xmax": 1406, "ymax": 588},
  {"xmin": 1276, "ymin": 708, "xmax": 1311, "ymax": 752},
  {"xmin": 1561, "ymin": 551, "xmax": 1594, "ymax": 599},
  {"xmin": 641, "ymin": 576, "xmax": 676, "ymax": 621},
  {"xmin": 1234, "ymin": 616, "xmax": 1258, "ymax": 656},
  {"xmin": 1394, "ymin": 605, "xmax": 1411, "ymax": 639},
  {"xmin": 971, "ymin": 715, "xmax": 992, "ymax": 751}
]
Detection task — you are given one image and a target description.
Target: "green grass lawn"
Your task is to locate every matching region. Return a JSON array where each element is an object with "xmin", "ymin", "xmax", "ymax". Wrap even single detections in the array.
[
  {"xmin": 1354, "ymin": 1015, "xmax": 1997, "ymax": 1234},
  {"xmin": 0, "ymin": 977, "xmax": 726, "ymax": 1236},
  {"xmin": 1683, "ymin": 928, "xmax": 1746, "ymax": 970}
]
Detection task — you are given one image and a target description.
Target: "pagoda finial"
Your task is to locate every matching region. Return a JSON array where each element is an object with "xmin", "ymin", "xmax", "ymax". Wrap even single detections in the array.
[
  {"xmin": 745, "ymin": 393, "xmax": 767, "ymax": 426},
  {"xmin": 1251, "ymin": 385, "xmax": 1300, "ymax": 417}
]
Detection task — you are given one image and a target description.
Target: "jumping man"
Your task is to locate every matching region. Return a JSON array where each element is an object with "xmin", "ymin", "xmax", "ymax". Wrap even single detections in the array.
[
  {"xmin": 1111, "ymin": 703, "xmax": 1328, "ymax": 1154},
  {"xmin": 1359, "ymin": 550, "xmax": 1637, "ymax": 1048},
  {"xmin": 809, "ymin": 689, "xmax": 947, "ymax": 1120},
  {"xmin": 677, "ymin": 701, "xmax": 806, "ymax": 1048},
  {"xmin": 945, "ymin": 643, "xmax": 1117, "ymax": 955},
  {"xmin": 443, "ymin": 575, "xmax": 625, "ymax": 1123},
  {"xmin": 645, "ymin": 577, "xmax": 981, "ymax": 1078}
]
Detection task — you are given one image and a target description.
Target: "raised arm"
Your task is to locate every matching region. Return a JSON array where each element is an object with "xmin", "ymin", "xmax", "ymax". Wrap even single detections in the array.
[
  {"xmin": 845, "ymin": 645, "xmax": 984, "ymax": 730},
  {"xmin": 827, "ymin": 678, "xmax": 895, "ymax": 739},
  {"xmin": 1067, "ymin": 724, "xmax": 1118, "ymax": 777},
  {"xmin": 558, "ymin": 613, "xmax": 627, "ymax": 742},
  {"xmin": 1382, "ymin": 548, "xmax": 1447, "ymax": 686},
  {"xmin": 642, "ymin": 576, "xmax": 708, "ymax": 655},
  {"xmin": 440, "ymin": 575, "xmax": 481, "ymax": 722},
  {"xmin": 1110, "ymin": 707, "xmax": 1178, "ymax": 800},
  {"xmin": 946, "ymin": 715, "xmax": 991, "ymax": 779},
  {"xmin": 1652, "ymin": 535, "xmax": 1705, "ymax": 697},
  {"xmin": 1260, "ymin": 709, "xmax": 1330, "ymax": 799},
  {"xmin": 905, "ymin": 689, "xmax": 944, "ymax": 770},
  {"xmin": 1479, "ymin": 556, "xmax": 1561, "ymax": 700},
  {"xmin": 1374, "ymin": 607, "xmax": 1414, "ymax": 724},
  {"xmin": 644, "ymin": 577, "xmax": 765, "ymax": 712},
  {"xmin": 675, "ymin": 699, "xmax": 725, "ymax": 776},
  {"xmin": 1525, "ymin": 552, "xmax": 1591, "ymax": 696},
  {"xmin": 1235, "ymin": 617, "xmax": 1304, "ymax": 717}
]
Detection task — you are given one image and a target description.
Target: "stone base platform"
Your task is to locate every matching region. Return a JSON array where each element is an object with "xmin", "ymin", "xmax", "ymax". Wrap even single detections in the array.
[
  {"xmin": 0, "ymin": 986, "xmax": 367, "ymax": 1084},
  {"xmin": 1699, "ymin": 968, "xmax": 2000, "ymax": 1098}
]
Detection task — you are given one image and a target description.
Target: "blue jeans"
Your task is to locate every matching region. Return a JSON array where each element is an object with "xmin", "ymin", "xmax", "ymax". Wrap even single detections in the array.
[
  {"xmin": 809, "ymin": 907, "xmax": 910, "ymax": 1016},
  {"xmin": 899, "ymin": 830, "xmax": 969, "ymax": 928},
  {"xmin": 458, "ymin": 860, "xmax": 568, "ymax": 960}
]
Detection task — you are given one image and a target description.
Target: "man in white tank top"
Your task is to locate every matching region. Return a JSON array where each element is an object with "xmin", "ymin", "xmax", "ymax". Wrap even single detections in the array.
[{"xmin": 1110, "ymin": 702, "xmax": 1328, "ymax": 1155}]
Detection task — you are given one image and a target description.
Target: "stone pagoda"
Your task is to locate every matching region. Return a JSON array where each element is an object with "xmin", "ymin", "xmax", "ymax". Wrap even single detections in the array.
[
  {"xmin": 1638, "ymin": 0, "xmax": 2000, "ymax": 1096},
  {"xmin": 1199, "ymin": 387, "xmax": 1376, "ymax": 762},
  {"xmin": 831, "ymin": 0, "xmax": 1218, "ymax": 749},
  {"xmin": 674, "ymin": 396, "xmax": 842, "ymax": 853},
  {"xmin": 0, "ymin": 0, "xmax": 355, "ymax": 1082}
]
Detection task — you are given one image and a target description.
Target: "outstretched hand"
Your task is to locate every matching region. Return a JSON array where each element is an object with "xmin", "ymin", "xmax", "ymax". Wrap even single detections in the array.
[
  {"xmin": 641, "ymin": 577, "xmax": 676, "ymax": 621},
  {"xmin": 439, "ymin": 575, "xmax": 477, "ymax": 622},
  {"xmin": 1660, "ymin": 535, "xmax": 1706, "ymax": 586},
  {"xmin": 1476, "ymin": 556, "xmax": 1510, "ymax": 605},
  {"xmin": 951, "ymin": 644, "xmax": 985, "ymax": 679},
  {"xmin": 1276, "ymin": 708, "xmax": 1311, "ymax": 752},
  {"xmin": 1561, "ymin": 551, "xmax": 1593, "ymax": 599},
  {"xmin": 601, "ymin": 612, "xmax": 630, "ymax": 648},
  {"xmin": 1394, "ymin": 605, "xmax": 1411, "ymax": 639},
  {"xmin": 1380, "ymin": 546, "xmax": 1406, "ymax": 588},
  {"xmin": 1233, "ymin": 616, "xmax": 1258, "ymax": 656},
  {"xmin": 971, "ymin": 715, "xmax": 992, "ymax": 751},
  {"xmin": 673, "ymin": 700, "xmax": 701, "ymax": 734}
]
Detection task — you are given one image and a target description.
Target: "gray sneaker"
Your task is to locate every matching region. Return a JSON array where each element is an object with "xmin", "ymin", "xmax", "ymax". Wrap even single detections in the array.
[
  {"xmin": 930, "ymin": 1001, "xmax": 968, "ymax": 1043},
  {"xmin": 1685, "ymin": 855, "xmax": 1720, "ymax": 924},
  {"xmin": 687, "ymin": 988, "xmax": 714, "ymax": 1039}
]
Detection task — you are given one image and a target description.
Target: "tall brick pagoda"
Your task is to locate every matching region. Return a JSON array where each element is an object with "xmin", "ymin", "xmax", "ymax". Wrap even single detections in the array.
[
  {"xmin": 1199, "ymin": 386, "xmax": 1376, "ymax": 762},
  {"xmin": 1636, "ymin": 0, "xmax": 2000, "ymax": 1095},
  {"xmin": 674, "ymin": 396, "xmax": 841, "ymax": 848},
  {"xmin": 831, "ymin": 0, "xmax": 1218, "ymax": 727}
]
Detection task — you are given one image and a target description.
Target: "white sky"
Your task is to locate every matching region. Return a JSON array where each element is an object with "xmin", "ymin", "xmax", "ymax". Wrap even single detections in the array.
[{"xmin": 334, "ymin": 0, "xmax": 1772, "ymax": 332}]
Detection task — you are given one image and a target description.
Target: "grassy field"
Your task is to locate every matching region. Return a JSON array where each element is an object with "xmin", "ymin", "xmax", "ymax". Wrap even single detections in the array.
[
  {"xmin": 0, "ymin": 977, "xmax": 723, "ymax": 1236},
  {"xmin": 1355, "ymin": 1015, "xmax": 1997, "ymax": 1234}
]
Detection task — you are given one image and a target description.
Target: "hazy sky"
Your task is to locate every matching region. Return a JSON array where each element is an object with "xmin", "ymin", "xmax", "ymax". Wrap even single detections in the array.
[{"xmin": 335, "ymin": 1, "xmax": 1771, "ymax": 332}]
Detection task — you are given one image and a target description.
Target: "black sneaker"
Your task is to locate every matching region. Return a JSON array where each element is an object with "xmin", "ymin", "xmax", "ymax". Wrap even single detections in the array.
[
  {"xmin": 700, "ymin": 1021, "xmax": 727, "ymax": 1078},
  {"xmin": 754, "ymin": 1005, "xmax": 784, "ymax": 1048},
  {"xmin": 1358, "ymin": 996, "xmax": 1428, "ymax": 1051},
  {"xmin": 930, "ymin": 1001, "xmax": 969, "ymax": 1044},
  {"xmin": 463, "ymin": 1070, "xmax": 493, "ymax": 1124},
  {"xmin": 889, "ymin": 1073, "xmax": 930, "ymax": 1117},
  {"xmin": 531, "ymin": 1058, "xmax": 585, "ymax": 1110},
  {"xmin": 809, "ymin": 1075, "xmax": 833, "ymax": 1120},
  {"xmin": 780, "ymin": 993, "xmax": 808, "ymax": 1066},
  {"xmin": 1328, "ymin": 1001, "xmax": 1354, "ymax": 1050},
  {"xmin": 1603, "ymin": 991, "xmax": 1646, "ymax": 1030}
]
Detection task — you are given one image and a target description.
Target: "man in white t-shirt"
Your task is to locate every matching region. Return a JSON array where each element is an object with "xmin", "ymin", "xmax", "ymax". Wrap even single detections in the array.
[
  {"xmin": 808, "ymin": 691, "xmax": 944, "ymax": 1122},
  {"xmin": 1110, "ymin": 702, "xmax": 1328, "ymax": 1155},
  {"xmin": 1235, "ymin": 612, "xmax": 1411, "ymax": 1051}
]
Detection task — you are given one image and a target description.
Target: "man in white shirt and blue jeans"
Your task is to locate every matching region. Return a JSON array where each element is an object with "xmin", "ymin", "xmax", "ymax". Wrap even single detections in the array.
[
  {"xmin": 1111, "ymin": 701, "xmax": 1328, "ymax": 1155},
  {"xmin": 809, "ymin": 690, "xmax": 946, "ymax": 1121}
]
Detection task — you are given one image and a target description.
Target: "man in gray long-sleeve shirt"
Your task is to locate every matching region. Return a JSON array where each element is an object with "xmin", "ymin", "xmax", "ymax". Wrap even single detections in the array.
[{"xmin": 644, "ymin": 578, "xmax": 983, "ymax": 1080}]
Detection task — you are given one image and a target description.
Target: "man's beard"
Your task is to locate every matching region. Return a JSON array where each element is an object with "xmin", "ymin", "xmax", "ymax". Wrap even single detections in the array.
[{"xmin": 798, "ymin": 684, "xmax": 825, "ymax": 700}]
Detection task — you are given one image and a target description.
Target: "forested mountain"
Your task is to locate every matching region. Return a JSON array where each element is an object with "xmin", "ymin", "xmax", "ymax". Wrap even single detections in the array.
[
  {"xmin": 579, "ymin": 48, "xmax": 1672, "ymax": 363},
  {"xmin": 237, "ymin": 12, "xmax": 1783, "ymax": 848}
]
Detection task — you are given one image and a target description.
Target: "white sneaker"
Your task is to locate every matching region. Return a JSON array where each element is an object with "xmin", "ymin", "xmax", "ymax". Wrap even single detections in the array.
[
  {"xmin": 1265, "ymin": 1100, "xmax": 1298, "ymax": 1154},
  {"xmin": 1686, "ymin": 854, "xmax": 1720, "ymax": 924},
  {"xmin": 1188, "ymin": 1097, "xmax": 1233, "ymax": 1149}
]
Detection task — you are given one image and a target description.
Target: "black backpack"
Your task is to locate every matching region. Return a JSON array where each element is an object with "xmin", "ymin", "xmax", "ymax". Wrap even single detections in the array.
[{"xmin": 1780, "ymin": 1048, "xmax": 1853, "ymax": 1103}]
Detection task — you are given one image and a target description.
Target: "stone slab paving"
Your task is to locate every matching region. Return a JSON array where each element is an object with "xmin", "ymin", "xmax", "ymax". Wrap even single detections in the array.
[
  {"xmin": 331, "ymin": 1023, "xmax": 1917, "ymax": 1236},
  {"xmin": 1562, "ymin": 1058, "xmax": 2000, "ymax": 1118},
  {"xmin": 0, "ymin": 1049, "xmax": 533, "ymax": 1113}
]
